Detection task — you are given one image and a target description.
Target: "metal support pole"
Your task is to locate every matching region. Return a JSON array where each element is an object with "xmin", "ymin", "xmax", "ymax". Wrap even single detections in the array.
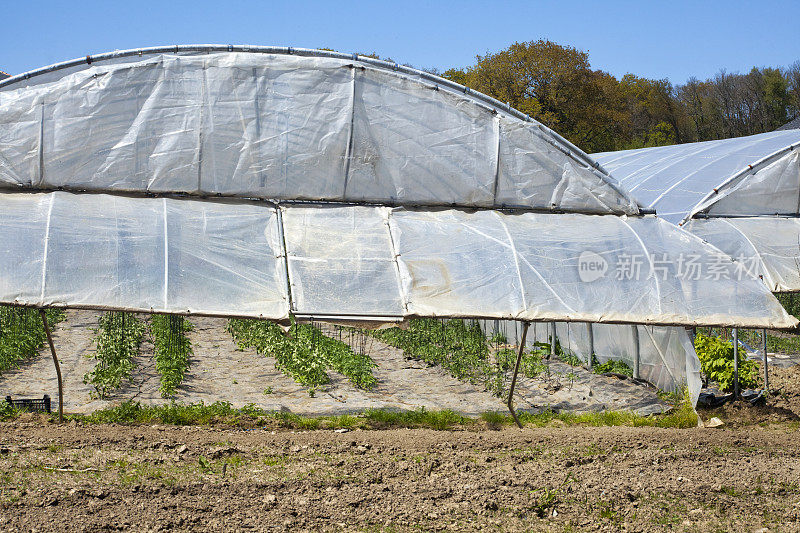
[
  {"xmin": 586, "ymin": 323, "xmax": 594, "ymax": 370},
  {"xmin": 549, "ymin": 322, "xmax": 556, "ymax": 360},
  {"xmin": 762, "ymin": 328, "xmax": 769, "ymax": 394},
  {"xmin": 632, "ymin": 325, "xmax": 640, "ymax": 379},
  {"xmin": 507, "ymin": 321, "xmax": 530, "ymax": 429},
  {"xmin": 39, "ymin": 309, "xmax": 63, "ymax": 422},
  {"xmin": 732, "ymin": 327, "xmax": 739, "ymax": 400}
]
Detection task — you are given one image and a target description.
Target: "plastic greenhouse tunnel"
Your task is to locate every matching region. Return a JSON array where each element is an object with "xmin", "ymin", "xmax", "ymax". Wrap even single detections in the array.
[
  {"xmin": 526, "ymin": 130, "xmax": 800, "ymax": 403},
  {"xmin": 0, "ymin": 46, "xmax": 796, "ymax": 422}
]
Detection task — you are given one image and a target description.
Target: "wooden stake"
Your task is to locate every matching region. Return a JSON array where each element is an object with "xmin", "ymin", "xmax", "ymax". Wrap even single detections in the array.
[
  {"xmin": 39, "ymin": 309, "xmax": 63, "ymax": 422},
  {"xmin": 507, "ymin": 321, "xmax": 530, "ymax": 428}
]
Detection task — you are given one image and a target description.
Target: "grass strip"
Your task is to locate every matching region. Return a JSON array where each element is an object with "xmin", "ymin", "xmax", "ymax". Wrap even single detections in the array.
[{"xmin": 1, "ymin": 396, "xmax": 697, "ymax": 430}]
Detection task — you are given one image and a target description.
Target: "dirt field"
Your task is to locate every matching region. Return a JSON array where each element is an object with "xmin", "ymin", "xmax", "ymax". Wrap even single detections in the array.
[
  {"xmin": 1, "ymin": 416, "xmax": 799, "ymax": 532},
  {"xmin": 3, "ymin": 316, "xmax": 800, "ymax": 531}
]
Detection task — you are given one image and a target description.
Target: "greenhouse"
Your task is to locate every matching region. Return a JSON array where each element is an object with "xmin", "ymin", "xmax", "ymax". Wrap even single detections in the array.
[
  {"xmin": 523, "ymin": 130, "xmax": 800, "ymax": 398},
  {"xmin": 0, "ymin": 46, "xmax": 795, "ymax": 417},
  {"xmin": 596, "ymin": 129, "xmax": 800, "ymax": 292}
]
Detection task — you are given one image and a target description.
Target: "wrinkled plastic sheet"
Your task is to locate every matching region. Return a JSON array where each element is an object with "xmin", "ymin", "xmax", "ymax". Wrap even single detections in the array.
[
  {"xmin": 694, "ymin": 148, "xmax": 800, "ymax": 218},
  {"xmin": 0, "ymin": 52, "xmax": 637, "ymax": 215},
  {"xmin": 593, "ymin": 130, "xmax": 800, "ymax": 223},
  {"xmin": 478, "ymin": 320, "xmax": 701, "ymax": 402},
  {"xmin": 0, "ymin": 194, "xmax": 795, "ymax": 328},
  {"xmin": 280, "ymin": 205, "xmax": 795, "ymax": 327},
  {"xmin": 0, "ymin": 192, "xmax": 289, "ymax": 318},
  {"xmin": 684, "ymin": 217, "xmax": 800, "ymax": 293}
]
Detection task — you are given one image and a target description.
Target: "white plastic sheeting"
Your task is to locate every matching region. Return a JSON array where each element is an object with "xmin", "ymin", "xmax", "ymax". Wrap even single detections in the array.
[
  {"xmin": 282, "ymin": 205, "xmax": 794, "ymax": 327},
  {"xmin": 595, "ymin": 131, "xmax": 800, "ymax": 293},
  {"xmin": 0, "ymin": 192, "xmax": 795, "ymax": 328},
  {"xmin": 0, "ymin": 50, "xmax": 638, "ymax": 215},
  {"xmin": 0, "ymin": 192, "xmax": 289, "ymax": 318},
  {"xmin": 592, "ymin": 132, "xmax": 800, "ymax": 399},
  {"xmin": 593, "ymin": 130, "xmax": 800, "ymax": 224},
  {"xmin": 479, "ymin": 321, "xmax": 700, "ymax": 399},
  {"xmin": 684, "ymin": 217, "xmax": 800, "ymax": 293}
]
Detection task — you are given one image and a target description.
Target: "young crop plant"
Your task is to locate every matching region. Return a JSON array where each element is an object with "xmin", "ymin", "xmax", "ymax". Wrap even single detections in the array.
[
  {"xmin": 370, "ymin": 318, "xmax": 505, "ymax": 395},
  {"xmin": 227, "ymin": 317, "xmax": 377, "ymax": 391},
  {"xmin": 495, "ymin": 346, "xmax": 547, "ymax": 378},
  {"xmin": 694, "ymin": 332, "xmax": 758, "ymax": 391},
  {"xmin": 84, "ymin": 312, "xmax": 146, "ymax": 399},
  {"xmin": 151, "ymin": 314, "xmax": 194, "ymax": 398},
  {"xmin": 592, "ymin": 359, "xmax": 634, "ymax": 377},
  {"xmin": 0, "ymin": 306, "xmax": 65, "ymax": 374}
]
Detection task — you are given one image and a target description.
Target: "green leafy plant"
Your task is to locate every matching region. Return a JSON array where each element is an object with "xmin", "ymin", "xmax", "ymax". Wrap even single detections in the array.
[
  {"xmin": 694, "ymin": 332, "xmax": 758, "ymax": 392},
  {"xmin": 489, "ymin": 332, "xmax": 507, "ymax": 344},
  {"xmin": 227, "ymin": 317, "xmax": 377, "ymax": 391},
  {"xmin": 495, "ymin": 346, "xmax": 547, "ymax": 378},
  {"xmin": 0, "ymin": 306, "xmax": 65, "ymax": 374},
  {"xmin": 370, "ymin": 318, "xmax": 504, "ymax": 395},
  {"xmin": 593, "ymin": 359, "xmax": 633, "ymax": 377},
  {"xmin": 84, "ymin": 312, "xmax": 145, "ymax": 399},
  {"xmin": 150, "ymin": 315, "xmax": 194, "ymax": 398}
]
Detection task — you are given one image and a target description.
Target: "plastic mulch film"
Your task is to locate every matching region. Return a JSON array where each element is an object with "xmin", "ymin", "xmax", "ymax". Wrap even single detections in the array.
[{"xmin": 0, "ymin": 50, "xmax": 638, "ymax": 215}]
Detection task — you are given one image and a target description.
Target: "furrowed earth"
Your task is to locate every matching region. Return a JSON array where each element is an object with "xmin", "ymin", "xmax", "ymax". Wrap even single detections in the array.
[
  {"xmin": 1, "ymin": 419, "xmax": 800, "ymax": 532},
  {"xmin": 2, "ymin": 311, "xmax": 800, "ymax": 531}
]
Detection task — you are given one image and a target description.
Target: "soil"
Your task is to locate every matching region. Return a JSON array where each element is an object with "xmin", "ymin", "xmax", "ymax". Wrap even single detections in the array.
[
  {"xmin": 704, "ymin": 364, "xmax": 800, "ymax": 427},
  {"xmin": 1, "ymin": 420, "xmax": 799, "ymax": 532},
  {"xmin": 0, "ymin": 311, "xmax": 668, "ymax": 416}
]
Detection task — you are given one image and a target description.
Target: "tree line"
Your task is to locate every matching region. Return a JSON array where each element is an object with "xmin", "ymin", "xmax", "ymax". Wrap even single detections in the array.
[{"xmin": 429, "ymin": 40, "xmax": 799, "ymax": 153}]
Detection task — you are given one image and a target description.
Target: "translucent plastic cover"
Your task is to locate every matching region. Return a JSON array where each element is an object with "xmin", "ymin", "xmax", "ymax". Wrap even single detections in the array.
[
  {"xmin": 1, "ymin": 195, "xmax": 794, "ymax": 328},
  {"xmin": 593, "ymin": 130, "xmax": 800, "ymax": 223},
  {"xmin": 481, "ymin": 320, "xmax": 701, "ymax": 402},
  {"xmin": 0, "ymin": 51, "xmax": 638, "ymax": 215},
  {"xmin": 0, "ymin": 192, "xmax": 289, "ymax": 318},
  {"xmin": 684, "ymin": 217, "xmax": 800, "ymax": 293}
]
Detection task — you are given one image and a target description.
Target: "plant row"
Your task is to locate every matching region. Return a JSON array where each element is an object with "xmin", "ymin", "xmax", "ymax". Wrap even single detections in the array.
[
  {"xmin": 150, "ymin": 315, "xmax": 194, "ymax": 398},
  {"xmin": 227, "ymin": 317, "xmax": 377, "ymax": 392},
  {"xmin": 85, "ymin": 312, "xmax": 195, "ymax": 399},
  {"xmin": 84, "ymin": 312, "xmax": 147, "ymax": 399},
  {"xmin": 0, "ymin": 306, "xmax": 65, "ymax": 374}
]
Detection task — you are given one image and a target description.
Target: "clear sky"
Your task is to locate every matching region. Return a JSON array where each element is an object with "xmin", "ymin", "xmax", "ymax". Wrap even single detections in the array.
[{"xmin": 1, "ymin": 0, "xmax": 798, "ymax": 84}]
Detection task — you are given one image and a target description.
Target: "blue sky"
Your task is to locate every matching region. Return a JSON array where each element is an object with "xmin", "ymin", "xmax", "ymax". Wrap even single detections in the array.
[{"xmin": 1, "ymin": 0, "xmax": 798, "ymax": 84}]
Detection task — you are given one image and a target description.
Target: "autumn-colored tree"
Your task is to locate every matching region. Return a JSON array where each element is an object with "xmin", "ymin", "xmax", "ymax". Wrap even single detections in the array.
[{"xmin": 441, "ymin": 39, "xmax": 798, "ymax": 152}]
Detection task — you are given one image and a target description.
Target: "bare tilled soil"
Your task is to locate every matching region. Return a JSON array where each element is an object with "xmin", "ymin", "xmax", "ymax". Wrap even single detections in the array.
[{"xmin": 2, "ymin": 421, "xmax": 800, "ymax": 532}]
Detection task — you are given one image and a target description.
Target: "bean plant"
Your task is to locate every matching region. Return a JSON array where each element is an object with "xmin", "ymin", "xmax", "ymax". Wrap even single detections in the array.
[
  {"xmin": 592, "ymin": 359, "xmax": 633, "ymax": 377},
  {"xmin": 227, "ymin": 317, "xmax": 377, "ymax": 391},
  {"xmin": 151, "ymin": 314, "xmax": 194, "ymax": 398},
  {"xmin": 84, "ymin": 312, "xmax": 146, "ymax": 399},
  {"xmin": 495, "ymin": 346, "xmax": 548, "ymax": 378},
  {"xmin": 0, "ymin": 306, "xmax": 65, "ymax": 374}
]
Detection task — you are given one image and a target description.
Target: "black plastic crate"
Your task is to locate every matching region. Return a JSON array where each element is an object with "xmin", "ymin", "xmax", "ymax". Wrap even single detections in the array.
[{"xmin": 5, "ymin": 395, "xmax": 51, "ymax": 413}]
